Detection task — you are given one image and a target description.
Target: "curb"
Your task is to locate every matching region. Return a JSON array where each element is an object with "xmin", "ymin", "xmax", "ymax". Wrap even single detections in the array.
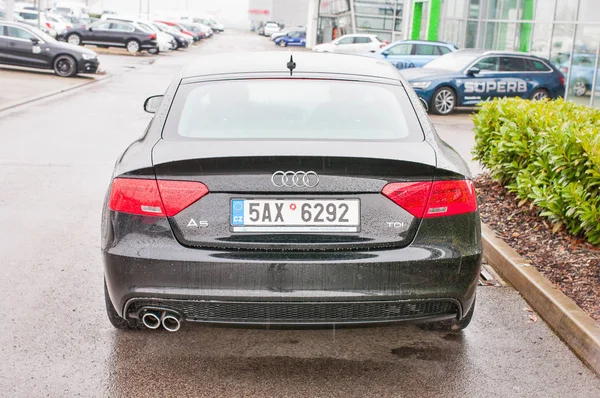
[
  {"xmin": 481, "ymin": 223, "xmax": 600, "ymax": 375},
  {"xmin": 0, "ymin": 74, "xmax": 112, "ymax": 113}
]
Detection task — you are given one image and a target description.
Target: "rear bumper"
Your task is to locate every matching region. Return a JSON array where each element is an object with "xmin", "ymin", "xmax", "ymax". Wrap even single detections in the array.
[{"xmin": 103, "ymin": 216, "xmax": 482, "ymax": 327}]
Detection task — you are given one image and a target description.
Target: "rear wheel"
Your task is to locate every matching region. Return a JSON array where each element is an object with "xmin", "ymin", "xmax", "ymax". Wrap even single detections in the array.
[
  {"xmin": 66, "ymin": 33, "xmax": 81, "ymax": 46},
  {"xmin": 104, "ymin": 279, "xmax": 138, "ymax": 330},
  {"xmin": 279, "ymin": 40, "xmax": 287, "ymax": 47},
  {"xmin": 531, "ymin": 88, "xmax": 550, "ymax": 101},
  {"xmin": 419, "ymin": 296, "xmax": 476, "ymax": 332},
  {"xmin": 431, "ymin": 87, "xmax": 456, "ymax": 115},
  {"xmin": 148, "ymin": 47, "xmax": 159, "ymax": 55},
  {"xmin": 53, "ymin": 55, "xmax": 77, "ymax": 77},
  {"xmin": 573, "ymin": 79, "xmax": 588, "ymax": 97},
  {"xmin": 126, "ymin": 39, "xmax": 140, "ymax": 53}
]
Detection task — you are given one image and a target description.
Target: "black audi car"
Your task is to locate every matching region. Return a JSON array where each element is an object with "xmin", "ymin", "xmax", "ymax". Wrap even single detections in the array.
[
  {"xmin": 64, "ymin": 20, "xmax": 157, "ymax": 53},
  {"xmin": 102, "ymin": 52, "xmax": 482, "ymax": 333},
  {"xmin": 0, "ymin": 21, "xmax": 98, "ymax": 77}
]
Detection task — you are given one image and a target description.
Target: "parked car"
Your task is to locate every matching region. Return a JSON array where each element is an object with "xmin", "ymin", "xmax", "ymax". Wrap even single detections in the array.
[
  {"xmin": 193, "ymin": 16, "xmax": 223, "ymax": 33},
  {"xmin": 274, "ymin": 30, "xmax": 306, "ymax": 47},
  {"xmin": 271, "ymin": 27, "xmax": 304, "ymax": 41},
  {"xmin": 402, "ymin": 50, "xmax": 566, "ymax": 115},
  {"xmin": 176, "ymin": 22, "xmax": 202, "ymax": 41},
  {"xmin": 153, "ymin": 21, "xmax": 190, "ymax": 49},
  {"xmin": 0, "ymin": 20, "xmax": 99, "ymax": 77},
  {"xmin": 15, "ymin": 10, "xmax": 58, "ymax": 37},
  {"xmin": 102, "ymin": 16, "xmax": 176, "ymax": 54},
  {"xmin": 556, "ymin": 53, "xmax": 599, "ymax": 97},
  {"xmin": 155, "ymin": 20, "xmax": 198, "ymax": 42},
  {"xmin": 369, "ymin": 40, "xmax": 457, "ymax": 70},
  {"xmin": 64, "ymin": 20, "xmax": 158, "ymax": 53},
  {"xmin": 312, "ymin": 34, "xmax": 385, "ymax": 54},
  {"xmin": 262, "ymin": 22, "xmax": 280, "ymax": 37},
  {"xmin": 0, "ymin": 10, "xmax": 27, "ymax": 23},
  {"xmin": 102, "ymin": 51, "xmax": 481, "ymax": 333},
  {"xmin": 61, "ymin": 15, "xmax": 87, "ymax": 30}
]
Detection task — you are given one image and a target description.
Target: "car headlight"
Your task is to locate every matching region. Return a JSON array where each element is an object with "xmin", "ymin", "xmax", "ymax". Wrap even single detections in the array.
[
  {"xmin": 410, "ymin": 81, "xmax": 431, "ymax": 89},
  {"xmin": 82, "ymin": 53, "xmax": 96, "ymax": 61}
]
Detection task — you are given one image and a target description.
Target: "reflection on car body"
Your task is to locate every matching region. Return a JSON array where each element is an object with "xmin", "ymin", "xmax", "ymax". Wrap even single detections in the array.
[{"xmin": 369, "ymin": 40, "xmax": 457, "ymax": 70}]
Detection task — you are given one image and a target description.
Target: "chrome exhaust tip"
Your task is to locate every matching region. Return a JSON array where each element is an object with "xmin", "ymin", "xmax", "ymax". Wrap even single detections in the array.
[
  {"xmin": 162, "ymin": 313, "xmax": 181, "ymax": 332},
  {"xmin": 141, "ymin": 312, "xmax": 161, "ymax": 329}
]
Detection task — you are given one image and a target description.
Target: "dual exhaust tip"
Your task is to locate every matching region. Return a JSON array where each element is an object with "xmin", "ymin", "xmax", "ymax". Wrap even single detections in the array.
[{"xmin": 141, "ymin": 310, "xmax": 181, "ymax": 332}]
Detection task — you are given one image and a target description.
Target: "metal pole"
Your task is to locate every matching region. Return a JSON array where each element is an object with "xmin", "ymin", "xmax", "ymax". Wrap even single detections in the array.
[
  {"xmin": 564, "ymin": 0, "xmax": 582, "ymax": 101},
  {"xmin": 5, "ymin": 0, "xmax": 15, "ymax": 21},
  {"xmin": 528, "ymin": 0, "xmax": 537, "ymax": 53},
  {"xmin": 37, "ymin": 0, "xmax": 41, "ymax": 29},
  {"xmin": 349, "ymin": 0, "xmax": 356, "ymax": 33},
  {"xmin": 548, "ymin": 0, "xmax": 559, "ymax": 61},
  {"xmin": 589, "ymin": 30, "xmax": 600, "ymax": 107}
]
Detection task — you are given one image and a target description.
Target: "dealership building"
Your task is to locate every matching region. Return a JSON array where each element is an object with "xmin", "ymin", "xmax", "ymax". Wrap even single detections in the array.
[{"xmin": 249, "ymin": 0, "xmax": 600, "ymax": 105}]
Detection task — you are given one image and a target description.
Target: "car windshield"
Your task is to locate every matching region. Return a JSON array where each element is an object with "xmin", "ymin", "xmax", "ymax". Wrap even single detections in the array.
[
  {"xmin": 165, "ymin": 79, "xmax": 422, "ymax": 141},
  {"xmin": 424, "ymin": 52, "xmax": 481, "ymax": 71}
]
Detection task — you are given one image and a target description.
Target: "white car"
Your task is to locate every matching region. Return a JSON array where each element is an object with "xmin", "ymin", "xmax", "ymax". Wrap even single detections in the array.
[
  {"xmin": 16, "ymin": 10, "xmax": 58, "ymax": 37},
  {"xmin": 312, "ymin": 34, "xmax": 384, "ymax": 54},
  {"xmin": 46, "ymin": 13, "xmax": 72, "ymax": 37},
  {"xmin": 263, "ymin": 22, "xmax": 280, "ymax": 37}
]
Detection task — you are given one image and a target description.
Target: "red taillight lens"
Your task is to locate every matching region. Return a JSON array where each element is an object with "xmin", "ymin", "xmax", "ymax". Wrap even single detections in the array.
[
  {"xmin": 382, "ymin": 180, "xmax": 477, "ymax": 218},
  {"xmin": 66, "ymin": 25, "xmax": 72, "ymax": 29},
  {"xmin": 109, "ymin": 178, "xmax": 208, "ymax": 217},
  {"xmin": 46, "ymin": 22, "xmax": 53, "ymax": 29},
  {"xmin": 382, "ymin": 182, "xmax": 432, "ymax": 218},
  {"xmin": 150, "ymin": 33, "xmax": 157, "ymax": 40},
  {"xmin": 560, "ymin": 76, "xmax": 566, "ymax": 86},
  {"xmin": 156, "ymin": 180, "xmax": 209, "ymax": 217}
]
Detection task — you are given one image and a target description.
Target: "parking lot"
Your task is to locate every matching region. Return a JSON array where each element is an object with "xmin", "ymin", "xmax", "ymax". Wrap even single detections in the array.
[{"xmin": 0, "ymin": 30, "xmax": 599, "ymax": 397}]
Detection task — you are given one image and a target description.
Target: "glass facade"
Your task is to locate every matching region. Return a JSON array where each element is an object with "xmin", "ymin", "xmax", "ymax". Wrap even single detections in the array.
[
  {"xmin": 316, "ymin": 0, "xmax": 405, "ymax": 44},
  {"xmin": 437, "ymin": 0, "xmax": 600, "ymax": 107}
]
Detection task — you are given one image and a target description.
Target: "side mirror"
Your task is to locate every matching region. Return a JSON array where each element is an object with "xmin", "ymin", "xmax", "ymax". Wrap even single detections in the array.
[
  {"xmin": 88, "ymin": 27, "xmax": 93, "ymax": 31},
  {"xmin": 30, "ymin": 38, "xmax": 39, "ymax": 45},
  {"xmin": 467, "ymin": 67, "xmax": 480, "ymax": 76},
  {"xmin": 143, "ymin": 95, "xmax": 163, "ymax": 114},
  {"xmin": 333, "ymin": 41, "xmax": 339, "ymax": 45},
  {"xmin": 382, "ymin": 50, "xmax": 389, "ymax": 57}
]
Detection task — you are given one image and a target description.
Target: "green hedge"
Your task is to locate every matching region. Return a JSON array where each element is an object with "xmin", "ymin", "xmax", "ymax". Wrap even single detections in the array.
[{"xmin": 473, "ymin": 98, "xmax": 600, "ymax": 245}]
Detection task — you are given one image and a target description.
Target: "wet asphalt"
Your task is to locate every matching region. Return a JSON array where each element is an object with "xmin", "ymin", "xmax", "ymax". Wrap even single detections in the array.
[{"xmin": 0, "ymin": 30, "xmax": 599, "ymax": 397}]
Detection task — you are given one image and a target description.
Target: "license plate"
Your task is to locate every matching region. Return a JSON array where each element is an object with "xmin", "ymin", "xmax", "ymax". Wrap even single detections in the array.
[{"xmin": 231, "ymin": 199, "xmax": 360, "ymax": 232}]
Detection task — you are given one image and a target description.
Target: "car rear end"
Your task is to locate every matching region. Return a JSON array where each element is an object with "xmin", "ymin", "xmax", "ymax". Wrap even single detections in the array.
[{"xmin": 102, "ymin": 66, "xmax": 481, "ymax": 329}]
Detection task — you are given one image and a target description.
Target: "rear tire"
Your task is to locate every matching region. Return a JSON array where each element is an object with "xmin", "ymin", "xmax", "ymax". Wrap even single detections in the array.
[
  {"xmin": 126, "ymin": 39, "xmax": 141, "ymax": 53},
  {"xmin": 431, "ymin": 87, "xmax": 456, "ymax": 115},
  {"xmin": 66, "ymin": 33, "xmax": 81, "ymax": 46},
  {"xmin": 104, "ymin": 279, "xmax": 138, "ymax": 330},
  {"xmin": 279, "ymin": 40, "xmax": 287, "ymax": 47},
  {"xmin": 419, "ymin": 296, "xmax": 476, "ymax": 332},
  {"xmin": 572, "ymin": 79, "xmax": 588, "ymax": 97},
  {"xmin": 530, "ymin": 88, "xmax": 550, "ymax": 101}
]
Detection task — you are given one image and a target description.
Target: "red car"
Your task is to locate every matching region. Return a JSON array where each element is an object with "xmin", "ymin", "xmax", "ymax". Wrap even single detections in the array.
[{"xmin": 155, "ymin": 20, "xmax": 198, "ymax": 42}]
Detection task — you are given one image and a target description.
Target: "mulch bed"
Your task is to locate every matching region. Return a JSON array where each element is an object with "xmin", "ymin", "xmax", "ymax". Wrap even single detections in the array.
[{"xmin": 474, "ymin": 174, "xmax": 600, "ymax": 322}]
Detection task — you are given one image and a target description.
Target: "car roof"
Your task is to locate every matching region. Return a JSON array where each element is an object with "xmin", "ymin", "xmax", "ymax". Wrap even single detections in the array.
[
  {"xmin": 392, "ymin": 39, "xmax": 455, "ymax": 46},
  {"xmin": 453, "ymin": 49, "xmax": 546, "ymax": 59},
  {"xmin": 340, "ymin": 33, "xmax": 378, "ymax": 38},
  {"xmin": 180, "ymin": 51, "xmax": 400, "ymax": 80}
]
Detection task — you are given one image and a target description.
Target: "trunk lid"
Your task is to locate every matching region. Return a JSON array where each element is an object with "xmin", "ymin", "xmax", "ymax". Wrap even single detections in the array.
[{"xmin": 153, "ymin": 140, "xmax": 436, "ymax": 251}]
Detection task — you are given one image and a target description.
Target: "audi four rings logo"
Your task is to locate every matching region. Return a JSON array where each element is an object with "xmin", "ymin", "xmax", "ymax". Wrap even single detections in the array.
[{"xmin": 271, "ymin": 171, "xmax": 319, "ymax": 188}]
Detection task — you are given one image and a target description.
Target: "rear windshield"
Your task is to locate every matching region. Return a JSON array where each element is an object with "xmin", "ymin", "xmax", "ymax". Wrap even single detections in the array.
[{"xmin": 164, "ymin": 79, "xmax": 423, "ymax": 141}]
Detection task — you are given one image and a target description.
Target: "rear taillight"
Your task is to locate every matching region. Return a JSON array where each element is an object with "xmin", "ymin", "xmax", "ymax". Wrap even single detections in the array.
[
  {"xmin": 560, "ymin": 76, "xmax": 566, "ymax": 86},
  {"xmin": 382, "ymin": 180, "xmax": 477, "ymax": 218},
  {"xmin": 150, "ymin": 33, "xmax": 157, "ymax": 40},
  {"xmin": 109, "ymin": 178, "xmax": 209, "ymax": 217},
  {"xmin": 66, "ymin": 25, "xmax": 72, "ymax": 29},
  {"xmin": 46, "ymin": 22, "xmax": 53, "ymax": 29}
]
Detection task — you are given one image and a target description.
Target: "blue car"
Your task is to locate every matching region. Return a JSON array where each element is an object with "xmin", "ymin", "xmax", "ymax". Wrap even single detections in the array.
[
  {"xmin": 401, "ymin": 50, "xmax": 566, "ymax": 115},
  {"xmin": 556, "ymin": 53, "xmax": 599, "ymax": 96},
  {"xmin": 370, "ymin": 40, "xmax": 457, "ymax": 70},
  {"xmin": 275, "ymin": 31, "xmax": 306, "ymax": 47}
]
